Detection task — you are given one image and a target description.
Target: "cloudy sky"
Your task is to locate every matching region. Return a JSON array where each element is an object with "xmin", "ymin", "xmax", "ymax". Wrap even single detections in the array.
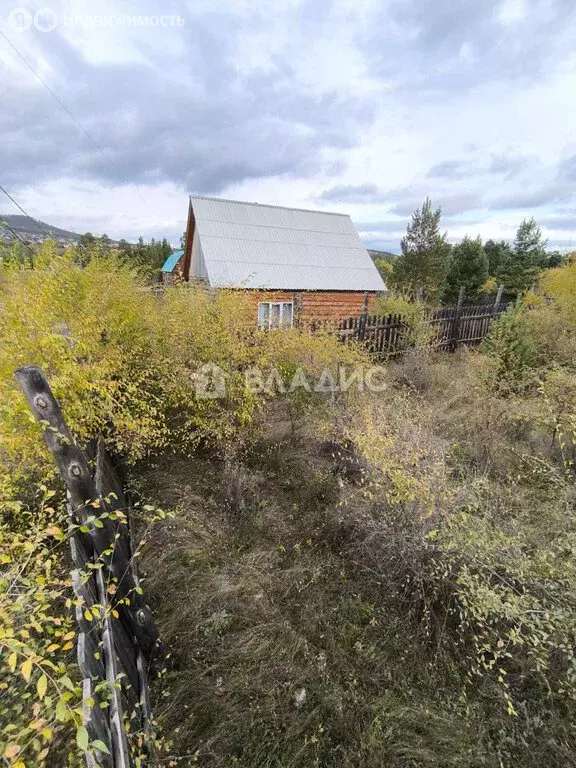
[{"xmin": 1, "ymin": 0, "xmax": 576, "ymax": 251}]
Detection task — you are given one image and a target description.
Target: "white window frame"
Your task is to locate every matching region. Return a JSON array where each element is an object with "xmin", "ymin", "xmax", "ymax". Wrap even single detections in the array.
[{"xmin": 258, "ymin": 301, "xmax": 294, "ymax": 330}]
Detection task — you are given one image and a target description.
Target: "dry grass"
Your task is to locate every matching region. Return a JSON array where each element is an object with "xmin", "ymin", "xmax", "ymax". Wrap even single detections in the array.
[
  {"xmin": 133, "ymin": 350, "xmax": 576, "ymax": 768},
  {"xmin": 135, "ymin": 432, "xmax": 489, "ymax": 767}
]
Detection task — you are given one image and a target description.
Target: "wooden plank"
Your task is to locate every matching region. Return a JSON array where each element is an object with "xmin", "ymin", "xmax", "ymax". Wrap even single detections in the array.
[
  {"xmin": 112, "ymin": 616, "xmax": 140, "ymax": 704},
  {"xmin": 449, "ymin": 287, "xmax": 465, "ymax": 352},
  {"xmin": 492, "ymin": 284, "xmax": 504, "ymax": 315},
  {"xmin": 97, "ymin": 568, "xmax": 132, "ymax": 768},
  {"xmin": 384, "ymin": 314, "xmax": 392, "ymax": 355},
  {"xmin": 309, "ymin": 294, "xmax": 506, "ymax": 357},
  {"xmin": 82, "ymin": 678, "xmax": 113, "ymax": 768},
  {"xmin": 95, "ymin": 440, "xmax": 128, "ymax": 515},
  {"xmin": 135, "ymin": 649, "xmax": 157, "ymax": 761},
  {"xmin": 15, "ymin": 366, "xmax": 163, "ymax": 664},
  {"xmin": 77, "ymin": 630, "xmax": 106, "ymax": 683}
]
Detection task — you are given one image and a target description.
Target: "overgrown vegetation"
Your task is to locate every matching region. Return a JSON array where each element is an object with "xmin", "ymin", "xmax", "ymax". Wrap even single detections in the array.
[
  {"xmin": 372, "ymin": 293, "xmax": 433, "ymax": 350},
  {"xmin": 1, "ymin": 246, "xmax": 575, "ymax": 767}
]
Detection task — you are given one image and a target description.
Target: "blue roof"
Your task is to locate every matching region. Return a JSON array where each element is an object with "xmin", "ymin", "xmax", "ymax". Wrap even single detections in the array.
[{"xmin": 161, "ymin": 250, "xmax": 184, "ymax": 272}]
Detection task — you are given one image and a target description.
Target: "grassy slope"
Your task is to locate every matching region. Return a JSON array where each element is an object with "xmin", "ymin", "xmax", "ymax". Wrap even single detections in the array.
[{"xmin": 137, "ymin": 353, "xmax": 576, "ymax": 768}]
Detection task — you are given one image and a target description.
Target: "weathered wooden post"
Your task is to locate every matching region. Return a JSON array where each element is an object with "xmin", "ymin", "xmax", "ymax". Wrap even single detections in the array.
[
  {"xmin": 492, "ymin": 283, "xmax": 504, "ymax": 315},
  {"xmin": 450, "ymin": 285, "xmax": 466, "ymax": 352},
  {"xmin": 359, "ymin": 292, "xmax": 369, "ymax": 342},
  {"xmin": 292, "ymin": 291, "xmax": 302, "ymax": 329},
  {"xmin": 14, "ymin": 365, "xmax": 165, "ymax": 768},
  {"xmin": 14, "ymin": 365, "xmax": 162, "ymax": 662}
]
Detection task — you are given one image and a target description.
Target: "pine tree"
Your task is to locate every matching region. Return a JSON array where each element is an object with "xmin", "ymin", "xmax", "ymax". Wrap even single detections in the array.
[
  {"xmin": 392, "ymin": 198, "xmax": 451, "ymax": 300},
  {"xmin": 442, "ymin": 236, "xmax": 489, "ymax": 305},
  {"xmin": 484, "ymin": 239, "xmax": 512, "ymax": 277},
  {"xmin": 497, "ymin": 219, "xmax": 547, "ymax": 294}
]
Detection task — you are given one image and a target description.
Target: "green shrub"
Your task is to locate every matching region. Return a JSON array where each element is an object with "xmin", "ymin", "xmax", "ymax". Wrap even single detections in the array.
[
  {"xmin": 482, "ymin": 303, "xmax": 537, "ymax": 393},
  {"xmin": 0, "ymin": 248, "xmax": 369, "ymax": 765},
  {"xmin": 0, "ymin": 489, "xmax": 82, "ymax": 768},
  {"xmin": 0, "ymin": 248, "xmax": 366, "ymax": 503},
  {"xmin": 526, "ymin": 261, "xmax": 576, "ymax": 369},
  {"xmin": 373, "ymin": 294, "xmax": 434, "ymax": 349},
  {"xmin": 3, "ymin": 248, "xmax": 576, "ymax": 768}
]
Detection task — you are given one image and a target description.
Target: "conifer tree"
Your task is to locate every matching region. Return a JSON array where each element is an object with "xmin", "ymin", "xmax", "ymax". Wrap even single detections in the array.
[
  {"xmin": 497, "ymin": 218, "xmax": 547, "ymax": 294},
  {"xmin": 443, "ymin": 236, "xmax": 489, "ymax": 305},
  {"xmin": 392, "ymin": 198, "xmax": 451, "ymax": 300}
]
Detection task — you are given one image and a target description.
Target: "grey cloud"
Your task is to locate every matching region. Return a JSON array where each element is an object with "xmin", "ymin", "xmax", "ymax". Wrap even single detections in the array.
[
  {"xmin": 362, "ymin": 0, "xmax": 576, "ymax": 95},
  {"xmin": 355, "ymin": 219, "xmax": 406, "ymax": 253},
  {"xmin": 356, "ymin": 219, "xmax": 405, "ymax": 233},
  {"xmin": 488, "ymin": 153, "xmax": 535, "ymax": 177},
  {"xmin": 316, "ymin": 183, "xmax": 386, "ymax": 204},
  {"xmin": 426, "ymin": 152, "xmax": 538, "ymax": 184},
  {"xmin": 3, "ymin": 0, "xmax": 575, "ymax": 243},
  {"xmin": 547, "ymin": 238, "xmax": 576, "ymax": 250},
  {"xmin": 489, "ymin": 184, "xmax": 574, "ymax": 210},
  {"xmin": 538, "ymin": 214, "xmax": 576, "ymax": 230},
  {"xmin": 387, "ymin": 200, "xmax": 426, "ymax": 216},
  {"xmin": 1, "ymin": 3, "xmax": 374, "ymax": 195},
  {"xmin": 389, "ymin": 193, "xmax": 482, "ymax": 217},
  {"xmin": 426, "ymin": 160, "xmax": 469, "ymax": 179},
  {"xmin": 558, "ymin": 154, "xmax": 576, "ymax": 181}
]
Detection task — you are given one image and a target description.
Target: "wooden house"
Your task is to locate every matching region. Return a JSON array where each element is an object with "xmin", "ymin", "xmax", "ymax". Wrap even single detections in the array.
[{"xmin": 175, "ymin": 196, "xmax": 386, "ymax": 327}]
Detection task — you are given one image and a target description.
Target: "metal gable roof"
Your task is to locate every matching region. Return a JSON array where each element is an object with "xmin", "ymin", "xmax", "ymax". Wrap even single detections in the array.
[{"xmin": 189, "ymin": 196, "xmax": 386, "ymax": 291}]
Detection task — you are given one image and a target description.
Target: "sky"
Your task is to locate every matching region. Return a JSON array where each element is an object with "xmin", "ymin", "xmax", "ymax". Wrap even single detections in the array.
[{"xmin": 1, "ymin": 0, "xmax": 576, "ymax": 252}]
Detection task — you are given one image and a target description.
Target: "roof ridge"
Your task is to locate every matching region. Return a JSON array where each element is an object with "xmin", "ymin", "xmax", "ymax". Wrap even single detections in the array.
[{"xmin": 189, "ymin": 195, "xmax": 350, "ymax": 218}]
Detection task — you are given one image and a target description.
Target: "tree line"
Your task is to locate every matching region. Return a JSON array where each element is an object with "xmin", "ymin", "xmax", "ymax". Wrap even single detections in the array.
[
  {"xmin": 0, "ymin": 231, "xmax": 174, "ymax": 278},
  {"xmin": 373, "ymin": 198, "xmax": 567, "ymax": 305},
  {"xmin": 78, "ymin": 232, "xmax": 173, "ymax": 276}
]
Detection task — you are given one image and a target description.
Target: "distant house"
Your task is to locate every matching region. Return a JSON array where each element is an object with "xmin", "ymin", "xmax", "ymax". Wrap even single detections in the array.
[
  {"xmin": 175, "ymin": 196, "xmax": 386, "ymax": 327},
  {"xmin": 161, "ymin": 249, "xmax": 184, "ymax": 283}
]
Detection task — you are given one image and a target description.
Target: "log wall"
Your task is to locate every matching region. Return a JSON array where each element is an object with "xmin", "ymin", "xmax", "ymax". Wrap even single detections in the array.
[{"xmin": 241, "ymin": 290, "xmax": 379, "ymax": 325}]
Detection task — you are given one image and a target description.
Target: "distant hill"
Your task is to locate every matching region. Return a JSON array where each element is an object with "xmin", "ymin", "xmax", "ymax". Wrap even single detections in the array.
[{"xmin": 0, "ymin": 215, "xmax": 82, "ymax": 242}]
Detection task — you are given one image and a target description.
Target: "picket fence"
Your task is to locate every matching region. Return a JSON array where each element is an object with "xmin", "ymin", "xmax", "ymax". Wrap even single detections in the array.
[{"xmin": 308, "ymin": 289, "xmax": 513, "ymax": 357}]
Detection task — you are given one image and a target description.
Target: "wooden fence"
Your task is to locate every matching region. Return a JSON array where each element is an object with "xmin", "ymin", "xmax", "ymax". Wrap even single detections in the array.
[
  {"xmin": 15, "ymin": 365, "xmax": 164, "ymax": 768},
  {"xmin": 309, "ymin": 289, "xmax": 513, "ymax": 358}
]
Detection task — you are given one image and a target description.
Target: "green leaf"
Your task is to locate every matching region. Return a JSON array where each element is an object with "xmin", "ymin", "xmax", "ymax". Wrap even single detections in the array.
[
  {"xmin": 92, "ymin": 740, "xmax": 111, "ymax": 755},
  {"xmin": 76, "ymin": 725, "xmax": 89, "ymax": 752},
  {"xmin": 21, "ymin": 658, "xmax": 33, "ymax": 682},
  {"xmin": 55, "ymin": 698, "xmax": 68, "ymax": 722},
  {"xmin": 37, "ymin": 673, "xmax": 48, "ymax": 700},
  {"xmin": 59, "ymin": 675, "xmax": 76, "ymax": 692}
]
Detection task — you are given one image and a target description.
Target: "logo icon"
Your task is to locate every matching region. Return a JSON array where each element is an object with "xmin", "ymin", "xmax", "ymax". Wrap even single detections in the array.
[
  {"xmin": 192, "ymin": 363, "xmax": 226, "ymax": 399},
  {"xmin": 8, "ymin": 8, "xmax": 33, "ymax": 31},
  {"xmin": 34, "ymin": 7, "xmax": 58, "ymax": 32}
]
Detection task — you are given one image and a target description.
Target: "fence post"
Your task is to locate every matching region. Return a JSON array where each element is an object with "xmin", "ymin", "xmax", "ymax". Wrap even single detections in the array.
[
  {"xmin": 292, "ymin": 291, "xmax": 302, "ymax": 329},
  {"xmin": 492, "ymin": 283, "xmax": 504, "ymax": 315},
  {"xmin": 14, "ymin": 366, "xmax": 164, "ymax": 660},
  {"xmin": 359, "ymin": 292, "xmax": 368, "ymax": 341},
  {"xmin": 15, "ymin": 365, "xmax": 165, "ymax": 767},
  {"xmin": 450, "ymin": 285, "xmax": 465, "ymax": 352}
]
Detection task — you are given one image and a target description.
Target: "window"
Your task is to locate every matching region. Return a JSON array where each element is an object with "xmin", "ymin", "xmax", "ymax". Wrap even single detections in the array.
[{"xmin": 258, "ymin": 301, "xmax": 293, "ymax": 330}]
